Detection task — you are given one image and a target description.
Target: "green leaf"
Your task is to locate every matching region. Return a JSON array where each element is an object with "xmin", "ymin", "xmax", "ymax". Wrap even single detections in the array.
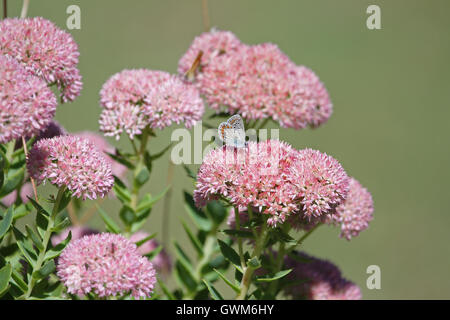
[
  {"xmin": 213, "ymin": 268, "xmax": 240, "ymax": 293},
  {"xmin": 145, "ymin": 245, "xmax": 162, "ymax": 261},
  {"xmin": 220, "ymin": 229, "xmax": 255, "ymax": 239},
  {"xmin": 218, "ymin": 239, "xmax": 241, "ymax": 270},
  {"xmin": 208, "ymin": 112, "xmax": 230, "ymax": 119},
  {"xmin": 206, "ymin": 200, "xmax": 227, "ymax": 225},
  {"xmin": 181, "ymin": 221, "xmax": 203, "ymax": 256},
  {"xmin": 202, "ymin": 280, "xmax": 224, "ymax": 300},
  {"xmin": 149, "ymin": 143, "xmax": 173, "ymax": 161},
  {"xmin": 56, "ymin": 189, "xmax": 72, "ymax": 214},
  {"xmin": 173, "ymin": 241, "xmax": 192, "ymax": 269},
  {"xmin": 51, "ymin": 217, "xmax": 71, "ymax": 233},
  {"xmin": 33, "ymin": 260, "xmax": 55, "ymax": 280},
  {"xmin": 134, "ymin": 233, "xmax": 156, "ymax": 247},
  {"xmin": 134, "ymin": 166, "xmax": 150, "ymax": 187},
  {"xmin": 28, "ymin": 197, "xmax": 51, "ymax": 217},
  {"xmin": 0, "ymin": 263, "xmax": 12, "ymax": 296},
  {"xmin": 247, "ymin": 257, "xmax": 261, "ymax": 269},
  {"xmin": 0, "ymin": 207, "xmax": 13, "ymax": 239},
  {"xmin": 97, "ymin": 205, "xmax": 121, "ymax": 234},
  {"xmin": 105, "ymin": 150, "xmax": 135, "ymax": 170},
  {"xmin": 35, "ymin": 211, "xmax": 49, "ymax": 239},
  {"xmin": 157, "ymin": 278, "xmax": 175, "ymax": 300},
  {"xmin": 44, "ymin": 231, "xmax": 72, "ymax": 261},
  {"xmin": 175, "ymin": 261, "xmax": 197, "ymax": 292},
  {"xmin": 136, "ymin": 185, "xmax": 170, "ymax": 217},
  {"xmin": 183, "ymin": 191, "xmax": 212, "ymax": 231},
  {"xmin": 25, "ymin": 225, "xmax": 43, "ymax": 251},
  {"xmin": 182, "ymin": 165, "xmax": 197, "ymax": 180},
  {"xmin": 119, "ymin": 205, "xmax": 135, "ymax": 226},
  {"xmin": 13, "ymin": 227, "xmax": 37, "ymax": 267},
  {"xmin": 112, "ymin": 176, "xmax": 132, "ymax": 204},
  {"xmin": 13, "ymin": 203, "xmax": 32, "ymax": 220},
  {"xmin": 10, "ymin": 269, "xmax": 27, "ymax": 293},
  {"xmin": 256, "ymin": 269, "xmax": 292, "ymax": 282},
  {"xmin": 0, "ymin": 166, "xmax": 24, "ymax": 197}
]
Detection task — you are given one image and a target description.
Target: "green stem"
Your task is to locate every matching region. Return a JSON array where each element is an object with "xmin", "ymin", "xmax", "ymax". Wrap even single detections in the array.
[
  {"xmin": 268, "ymin": 241, "xmax": 285, "ymax": 297},
  {"xmin": 130, "ymin": 128, "xmax": 150, "ymax": 212},
  {"xmin": 236, "ymin": 222, "xmax": 268, "ymax": 300},
  {"xmin": 234, "ymin": 207, "xmax": 245, "ymax": 269},
  {"xmin": 23, "ymin": 186, "xmax": 66, "ymax": 299},
  {"xmin": 287, "ymin": 223, "xmax": 322, "ymax": 252},
  {"xmin": 255, "ymin": 118, "xmax": 269, "ymax": 130}
]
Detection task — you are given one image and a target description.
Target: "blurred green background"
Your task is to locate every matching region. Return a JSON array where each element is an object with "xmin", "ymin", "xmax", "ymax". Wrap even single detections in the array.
[{"xmin": 5, "ymin": 0, "xmax": 450, "ymax": 299}]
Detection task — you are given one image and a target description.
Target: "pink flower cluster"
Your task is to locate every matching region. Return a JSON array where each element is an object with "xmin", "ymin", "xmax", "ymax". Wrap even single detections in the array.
[
  {"xmin": 326, "ymin": 177, "xmax": 374, "ymax": 240},
  {"xmin": 57, "ymin": 233, "xmax": 156, "ymax": 299},
  {"xmin": 99, "ymin": 69, "xmax": 204, "ymax": 140},
  {"xmin": 27, "ymin": 135, "xmax": 114, "ymax": 200},
  {"xmin": 0, "ymin": 54, "xmax": 56, "ymax": 144},
  {"xmin": 74, "ymin": 131, "xmax": 127, "ymax": 178},
  {"xmin": 194, "ymin": 140, "xmax": 348, "ymax": 226},
  {"xmin": 283, "ymin": 251, "xmax": 362, "ymax": 300},
  {"xmin": 178, "ymin": 30, "xmax": 332, "ymax": 129},
  {"xmin": 0, "ymin": 17, "xmax": 82, "ymax": 102}
]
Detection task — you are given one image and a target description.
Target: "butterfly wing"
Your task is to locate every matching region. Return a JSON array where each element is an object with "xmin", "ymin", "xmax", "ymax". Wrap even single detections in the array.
[{"xmin": 218, "ymin": 121, "xmax": 232, "ymax": 143}]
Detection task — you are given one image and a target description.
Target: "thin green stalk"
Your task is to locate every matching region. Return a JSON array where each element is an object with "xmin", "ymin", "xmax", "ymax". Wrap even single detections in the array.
[
  {"xmin": 255, "ymin": 118, "xmax": 269, "ymax": 130},
  {"xmin": 130, "ymin": 128, "xmax": 150, "ymax": 212},
  {"xmin": 287, "ymin": 223, "xmax": 322, "ymax": 252},
  {"xmin": 236, "ymin": 222, "xmax": 269, "ymax": 300},
  {"xmin": 268, "ymin": 241, "xmax": 285, "ymax": 297},
  {"xmin": 234, "ymin": 207, "xmax": 245, "ymax": 269},
  {"xmin": 23, "ymin": 186, "xmax": 66, "ymax": 299}
]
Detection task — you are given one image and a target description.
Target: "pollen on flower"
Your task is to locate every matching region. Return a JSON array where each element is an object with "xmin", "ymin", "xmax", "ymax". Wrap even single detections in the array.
[
  {"xmin": 0, "ymin": 17, "xmax": 83, "ymax": 102},
  {"xmin": 57, "ymin": 233, "xmax": 156, "ymax": 299},
  {"xmin": 27, "ymin": 135, "xmax": 114, "ymax": 200}
]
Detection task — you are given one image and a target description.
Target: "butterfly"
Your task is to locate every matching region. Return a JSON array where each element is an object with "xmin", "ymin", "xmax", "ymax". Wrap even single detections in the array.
[
  {"xmin": 217, "ymin": 114, "xmax": 246, "ymax": 148},
  {"xmin": 184, "ymin": 50, "xmax": 203, "ymax": 81}
]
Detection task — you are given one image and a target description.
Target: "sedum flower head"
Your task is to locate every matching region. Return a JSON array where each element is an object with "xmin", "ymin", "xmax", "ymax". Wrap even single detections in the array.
[
  {"xmin": 194, "ymin": 140, "xmax": 300, "ymax": 226},
  {"xmin": 178, "ymin": 29, "xmax": 242, "ymax": 76},
  {"xmin": 27, "ymin": 135, "xmax": 114, "ymax": 200},
  {"xmin": 326, "ymin": 177, "xmax": 374, "ymax": 240},
  {"xmin": 284, "ymin": 251, "xmax": 362, "ymax": 300},
  {"xmin": 290, "ymin": 149, "xmax": 349, "ymax": 219},
  {"xmin": 198, "ymin": 42, "xmax": 332, "ymax": 129},
  {"xmin": 0, "ymin": 54, "xmax": 57, "ymax": 144},
  {"xmin": 74, "ymin": 131, "xmax": 127, "ymax": 178},
  {"xmin": 99, "ymin": 69, "xmax": 204, "ymax": 139},
  {"xmin": 57, "ymin": 233, "xmax": 156, "ymax": 299},
  {"xmin": 0, "ymin": 17, "xmax": 82, "ymax": 102},
  {"xmin": 143, "ymin": 76, "xmax": 204, "ymax": 130}
]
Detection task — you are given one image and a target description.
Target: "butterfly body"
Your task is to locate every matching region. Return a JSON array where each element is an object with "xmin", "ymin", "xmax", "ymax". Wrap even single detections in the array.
[{"xmin": 218, "ymin": 114, "xmax": 246, "ymax": 148}]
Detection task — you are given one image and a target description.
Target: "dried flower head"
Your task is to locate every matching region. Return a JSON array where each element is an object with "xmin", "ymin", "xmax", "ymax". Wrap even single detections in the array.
[
  {"xmin": 284, "ymin": 251, "xmax": 362, "ymax": 300},
  {"xmin": 0, "ymin": 54, "xmax": 57, "ymax": 144},
  {"xmin": 0, "ymin": 17, "xmax": 82, "ymax": 102},
  {"xmin": 57, "ymin": 233, "xmax": 156, "ymax": 299},
  {"xmin": 326, "ymin": 177, "xmax": 374, "ymax": 240},
  {"xmin": 27, "ymin": 135, "xmax": 114, "ymax": 200}
]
